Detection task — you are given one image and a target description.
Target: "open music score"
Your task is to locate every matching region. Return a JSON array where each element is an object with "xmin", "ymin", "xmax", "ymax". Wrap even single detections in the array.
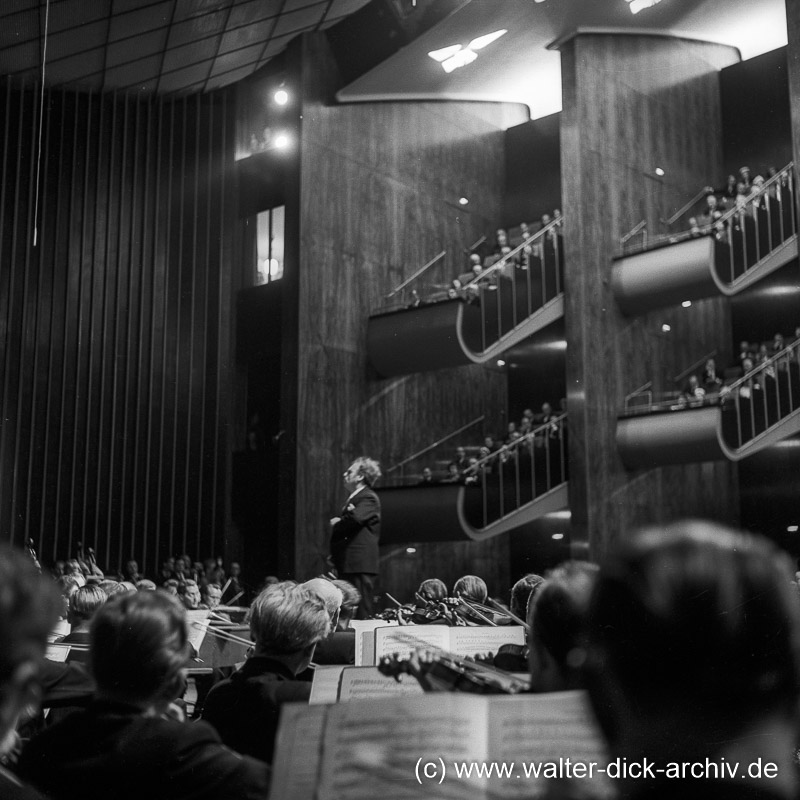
[
  {"xmin": 357, "ymin": 624, "xmax": 526, "ymax": 666},
  {"xmin": 271, "ymin": 690, "xmax": 612, "ymax": 800}
]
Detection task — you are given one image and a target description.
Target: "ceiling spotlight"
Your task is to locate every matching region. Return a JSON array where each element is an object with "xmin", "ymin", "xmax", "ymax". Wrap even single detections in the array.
[
  {"xmin": 274, "ymin": 133, "xmax": 290, "ymax": 150},
  {"xmin": 428, "ymin": 29, "xmax": 507, "ymax": 74},
  {"xmin": 274, "ymin": 88, "xmax": 289, "ymax": 106},
  {"xmin": 496, "ymin": 359, "xmax": 506, "ymax": 367},
  {"xmin": 406, "ymin": 547, "xmax": 417, "ymax": 554},
  {"xmin": 626, "ymin": 0, "xmax": 663, "ymax": 14},
  {"xmin": 552, "ymin": 533, "xmax": 564, "ymax": 540},
  {"xmin": 459, "ymin": 197, "xmax": 469, "ymax": 205},
  {"xmin": 681, "ymin": 300, "xmax": 692, "ymax": 308},
  {"xmin": 788, "ymin": 525, "xmax": 799, "ymax": 533},
  {"xmin": 661, "ymin": 323, "xmax": 671, "ymax": 332},
  {"xmin": 655, "ymin": 167, "xmax": 665, "ymax": 176}
]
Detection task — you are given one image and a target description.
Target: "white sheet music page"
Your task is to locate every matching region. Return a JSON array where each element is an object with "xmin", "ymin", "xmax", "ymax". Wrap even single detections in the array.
[{"xmin": 317, "ymin": 693, "xmax": 490, "ymax": 800}]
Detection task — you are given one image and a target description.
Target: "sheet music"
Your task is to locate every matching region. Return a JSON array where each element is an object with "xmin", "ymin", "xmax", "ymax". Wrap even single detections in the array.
[
  {"xmin": 350, "ymin": 620, "xmax": 397, "ymax": 666},
  {"xmin": 317, "ymin": 694, "xmax": 490, "ymax": 800},
  {"xmin": 338, "ymin": 666, "xmax": 424, "ymax": 701},
  {"xmin": 184, "ymin": 609, "xmax": 212, "ymax": 652},
  {"xmin": 449, "ymin": 626, "xmax": 525, "ymax": 659},
  {"xmin": 485, "ymin": 691, "xmax": 612, "ymax": 798},
  {"xmin": 45, "ymin": 644, "xmax": 70, "ymax": 662},
  {"xmin": 371, "ymin": 625, "xmax": 451, "ymax": 665},
  {"xmin": 269, "ymin": 702, "xmax": 330, "ymax": 800},
  {"xmin": 309, "ymin": 665, "xmax": 346, "ymax": 705}
]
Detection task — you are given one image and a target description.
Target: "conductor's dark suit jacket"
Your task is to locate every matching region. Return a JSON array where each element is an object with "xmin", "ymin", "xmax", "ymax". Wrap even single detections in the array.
[{"xmin": 329, "ymin": 487, "xmax": 381, "ymax": 574}]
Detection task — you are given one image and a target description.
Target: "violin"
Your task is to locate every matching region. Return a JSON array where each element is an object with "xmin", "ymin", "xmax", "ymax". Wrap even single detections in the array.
[{"xmin": 378, "ymin": 648, "xmax": 529, "ymax": 695}]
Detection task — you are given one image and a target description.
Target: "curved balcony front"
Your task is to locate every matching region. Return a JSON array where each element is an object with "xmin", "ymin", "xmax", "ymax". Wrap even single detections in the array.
[
  {"xmin": 612, "ymin": 166, "xmax": 797, "ymax": 315},
  {"xmin": 379, "ymin": 418, "xmax": 569, "ymax": 542},
  {"xmin": 617, "ymin": 343, "xmax": 800, "ymax": 468},
  {"xmin": 368, "ymin": 223, "xmax": 565, "ymax": 378}
]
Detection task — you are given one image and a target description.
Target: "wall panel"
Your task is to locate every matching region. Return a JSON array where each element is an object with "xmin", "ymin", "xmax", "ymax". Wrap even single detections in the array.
[
  {"xmin": 0, "ymin": 79, "xmax": 236, "ymax": 576},
  {"xmin": 279, "ymin": 35, "xmax": 518, "ymax": 597},
  {"xmin": 559, "ymin": 35, "xmax": 740, "ymax": 558}
]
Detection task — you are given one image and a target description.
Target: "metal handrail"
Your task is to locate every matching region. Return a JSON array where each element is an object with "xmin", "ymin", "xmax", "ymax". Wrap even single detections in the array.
[
  {"xmin": 464, "ymin": 413, "xmax": 567, "ymax": 475},
  {"xmin": 724, "ymin": 338, "xmax": 800, "ymax": 395},
  {"xmin": 666, "ymin": 186, "xmax": 713, "ymax": 226},
  {"xmin": 624, "ymin": 381, "xmax": 653, "ymax": 411},
  {"xmin": 620, "ymin": 219, "xmax": 647, "ymax": 245},
  {"xmin": 385, "ymin": 415, "xmax": 486, "ymax": 474},
  {"xmin": 461, "ymin": 218, "xmax": 563, "ymax": 291},
  {"xmin": 385, "ymin": 250, "xmax": 446, "ymax": 298},
  {"xmin": 673, "ymin": 350, "xmax": 718, "ymax": 385}
]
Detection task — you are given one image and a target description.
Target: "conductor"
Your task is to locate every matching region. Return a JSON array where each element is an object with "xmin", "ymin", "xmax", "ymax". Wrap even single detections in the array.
[{"xmin": 329, "ymin": 457, "xmax": 382, "ymax": 619}]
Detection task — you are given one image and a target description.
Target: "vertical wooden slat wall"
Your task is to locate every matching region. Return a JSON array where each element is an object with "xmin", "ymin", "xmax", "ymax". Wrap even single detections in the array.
[{"xmin": 0, "ymin": 79, "xmax": 235, "ymax": 576}]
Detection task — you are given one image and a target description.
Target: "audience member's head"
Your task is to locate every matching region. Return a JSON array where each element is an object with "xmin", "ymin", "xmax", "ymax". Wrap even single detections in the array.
[
  {"xmin": 248, "ymin": 582, "xmax": 331, "ymax": 671},
  {"xmin": 585, "ymin": 520, "xmax": 800, "ymax": 786},
  {"xmin": 90, "ymin": 591, "xmax": 189, "ymax": 712},
  {"xmin": 527, "ymin": 561, "xmax": 598, "ymax": 693},
  {"xmin": 98, "ymin": 579, "xmax": 125, "ymax": 597},
  {"xmin": 178, "ymin": 579, "xmax": 202, "ymax": 610},
  {"xmin": 0, "ymin": 547, "xmax": 61, "ymax": 757},
  {"xmin": 331, "ymin": 579, "xmax": 361, "ymax": 630},
  {"xmin": 68, "ymin": 585, "xmax": 108, "ymax": 630},
  {"xmin": 202, "ymin": 583, "xmax": 223, "ymax": 610},
  {"xmin": 509, "ymin": 573, "xmax": 545, "ymax": 619},
  {"xmin": 417, "ymin": 578, "xmax": 448, "ymax": 603},
  {"xmin": 136, "ymin": 579, "xmax": 157, "ymax": 591},
  {"xmin": 453, "ymin": 574, "xmax": 488, "ymax": 604}
]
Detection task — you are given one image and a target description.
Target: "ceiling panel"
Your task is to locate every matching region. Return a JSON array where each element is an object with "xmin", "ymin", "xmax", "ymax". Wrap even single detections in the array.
[
  {"xmin": 104, "ymin": 54, "xmax": 164, "ymax": 90},
  {"xmin": 106, "ymin": 28, "xmax": 169, "ymax": 68},
  {"xmin": 157, "ymin": 58, "xmax": 213, "ymax": 92},
  {"xmin": 212, "ymin": 41, "xmax": 265, "ymax": 73},
  {"xmin": 271, "ymin": 5, "xmax": 325, "ymax": 38},
  {"xmin": 167, "ymin": 9, "xmax": 229, "ymax": 47},
  {"xmin": 109, "ymin": 3, "xmax": 173, "ymax": 41},
  {"xmin": 217, "ymin": 19, "xmax": 270, "ymax": 53}
]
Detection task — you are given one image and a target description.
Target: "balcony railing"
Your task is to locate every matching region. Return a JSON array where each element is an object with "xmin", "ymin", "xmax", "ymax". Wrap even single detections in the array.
[
  {"xmin": 720, "ymin": 338, "xmax": 800, "ymax": 451},
  {"xmin": 462, "ymin": 414, "xmax": 568, "ymax": 529},
  {"xmin": 619, "ymin": 163, "xmax": 796, "ymax": 269}
]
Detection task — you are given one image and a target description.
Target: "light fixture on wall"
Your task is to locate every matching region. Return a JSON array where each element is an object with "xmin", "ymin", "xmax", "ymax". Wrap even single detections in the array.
[
  {"xmin": 428, "ymin": 30, "xmax": 507, "ymax": 74},
  {"xmin": 274, "ymin": 88, "xmax": 289, "ymax": 106}
]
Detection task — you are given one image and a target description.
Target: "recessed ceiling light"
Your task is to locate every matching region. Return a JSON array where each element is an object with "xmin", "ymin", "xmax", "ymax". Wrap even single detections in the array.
[
  {"xmin": 626, "ymin": 0, "xmax": 663, "ymax": 14},
  {"xmin": 406, "ymin": 547, "xmax": 417, "ymax": 554},
  {"xmin": 788, "ymin": 525, "xmax": 799, "ymax": 533},
  {"xmin": 459, "ymin": 197, "xmax": 469, "ymax": 205},
  {"xmin": 496, "ymin": 359, "xmax": 506, "ymax": 367},
  {"xmin": 274, "ymin": 89, "xmax": 289, "ymax": 106},
  {"xmin": 661, "ymin": 323, "xmax": 671, "ymax": 332},
  {"xmin": 274, "ymin": 133, "xmax": 290, "ymax": 150},
  {"xmin": 655, "ymin": 167, "xmax": 665, "ymax": 176},
  {"xmin": 552, "ymin": 533, "xmax": 564, "ymax": 540},
  {"xmin": 428, "ymin": 30, "xmax": 507, "ymax": 74},
  {"xmin": 681, "ymin": 300, "xmax": 692, "ymax": 308}
]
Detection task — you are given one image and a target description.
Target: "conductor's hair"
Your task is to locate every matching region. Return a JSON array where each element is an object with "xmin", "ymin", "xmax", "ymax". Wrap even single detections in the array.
[{"xmin": 350, "ymin": 457, "xmax": 381, "ymax": 487}]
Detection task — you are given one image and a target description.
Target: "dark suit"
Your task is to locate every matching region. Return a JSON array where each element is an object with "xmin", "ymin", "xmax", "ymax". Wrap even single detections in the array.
[
  {"xmin": 16, "ymin": 700, "xmax": 270, "ymax": 800},
  {"xmin": 201, "ymin": 655, "xmax": 311, "ymax": 766},
  {"xmin": 330, "ymin": 486, "xmax": 381, "ymax": 618}
]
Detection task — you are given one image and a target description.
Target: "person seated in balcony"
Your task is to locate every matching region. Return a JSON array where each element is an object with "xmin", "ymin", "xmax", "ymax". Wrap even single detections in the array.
[
  {"xmin": 696, "ymin": 192, "xmax": 723, "ymax": 228},
  {"xmin": 454, "ymin": 446, "xmax": 470, "ymax": 474},
  {"xmin": 701, "ymin": 358, "xmax": 722, "ymax": 394},
  {"xmin": 416, "ymin": 467, "xmax": 437, "ymax": 486},
  {"xmin": 772, "ymin": 332, "xmax": 785, "ymax": 353},
  {"xmin": 439, "ymin": 462, "xmax": 462, "ymax": 485},
  {"xmin": 738, "ymin": 165, "xmax": 752, "ymax": 192},
  {"xmin": 453, "ymin": 254, "xmax": 493, "ymax": 301},
  {"xmin": 505, "ymin": 421, "xmax": 518, "ymax": 442},
  {"xmin": 679, "ymin": 374, "xmax": 706, "ymax": 407},
  {"xmin": 718, "ymin": 173, "xmax": 737, "ymax": 204},
  {"xmin": 462, "ymin": 456, "xmax": 481, "ymax": 486}
]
